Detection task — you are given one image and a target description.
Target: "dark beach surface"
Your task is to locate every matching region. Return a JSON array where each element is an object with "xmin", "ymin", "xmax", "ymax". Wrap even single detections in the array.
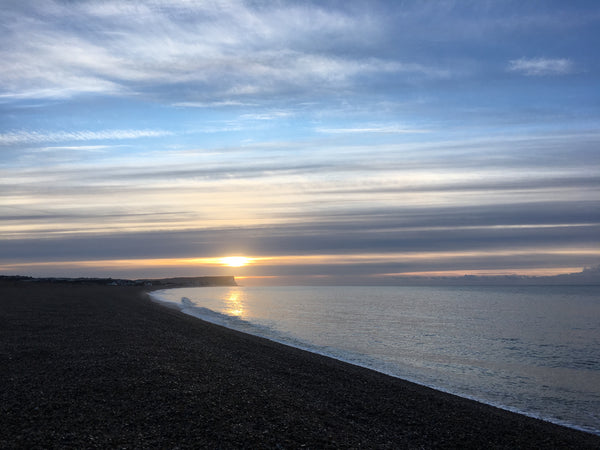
[{"xmin": 1, "ymin": 281, "xmax": 599, "ymax": 449}]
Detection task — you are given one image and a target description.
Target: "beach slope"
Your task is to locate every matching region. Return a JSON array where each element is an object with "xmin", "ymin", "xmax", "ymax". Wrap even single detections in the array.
[{"xmin": 1, "ymin": 282, "xmax": 598, "ymax": 448}]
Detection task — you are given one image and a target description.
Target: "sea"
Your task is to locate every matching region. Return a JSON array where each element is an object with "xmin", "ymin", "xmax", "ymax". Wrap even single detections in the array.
[{"xmin": 150, "ymin": 284, "xmax": 600, "ymax": 435}]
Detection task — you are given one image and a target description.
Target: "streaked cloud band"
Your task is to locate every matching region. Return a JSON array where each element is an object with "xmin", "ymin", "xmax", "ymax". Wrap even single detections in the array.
[
  {"xmin": 508, "ymin": 57, "xmax": 574, "ymax": 76},
  {"xmin": 0, "ymin": 129, "xmax": 172, "ymax": 145}
]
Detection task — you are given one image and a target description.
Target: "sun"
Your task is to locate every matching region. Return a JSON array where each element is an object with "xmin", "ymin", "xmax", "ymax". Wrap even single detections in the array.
[{"xmin": 220, "ymin": 256, "xmax": 250, "ymax": 267}]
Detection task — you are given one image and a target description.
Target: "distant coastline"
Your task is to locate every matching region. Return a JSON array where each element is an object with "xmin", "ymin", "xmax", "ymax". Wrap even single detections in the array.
[
  {"xmin": 389, "ymin": 266, "xmax": 600, "ymax": 286},
  {"xmin": 0, "ymin": 275, "xmax": 237, "ymax": 289},
  {"xmin": 1, "ymin": 266, "xmax": 598, "ymax": 287}
]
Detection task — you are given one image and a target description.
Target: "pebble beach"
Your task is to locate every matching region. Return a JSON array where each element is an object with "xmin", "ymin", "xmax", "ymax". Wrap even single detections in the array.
[{"xmin": 1, "ymin": 281, "xmax": 599, "ymax": 448}]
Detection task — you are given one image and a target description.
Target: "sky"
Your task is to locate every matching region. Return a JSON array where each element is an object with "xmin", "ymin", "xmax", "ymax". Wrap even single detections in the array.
[{"xmin": 1, "ymin": 0, "xmax": 599, "ymax": 285}]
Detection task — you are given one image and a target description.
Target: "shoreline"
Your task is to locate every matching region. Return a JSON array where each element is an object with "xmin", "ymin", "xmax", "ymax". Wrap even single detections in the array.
[
  {"xmin": 2, "ymin": 281, "xmax": 599, "ymax": 448},
  {"xmin": 149, "ymin": 287, "xmax": 599, "ymax": 437}
]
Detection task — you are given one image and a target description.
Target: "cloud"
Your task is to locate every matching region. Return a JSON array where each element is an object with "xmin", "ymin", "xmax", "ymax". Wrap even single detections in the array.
[
  {"xmin": 2, "ymin": 1, "xmax": 594, "ymax": 106},
  {"xmin": 172, "ymin": 101, "xmax": 256, "ymax": 108},
  {"xmin": 316, "ymin": 125, "xmax": 430, "ymax": 134},
  {"xmin": 0, "ymin": 1, "xmax": 448, "ymax": 101},
  {"xmin": 2, "ymin": 208, "xmax": 599, "ymax": 279},
  {"xmin": 3, "ymin": 124, "xmax": 598, "ymax": 277},
  {"xmin": 0, "ymin": 129, "xmax": 172, "ymax": 145},
  {"xmin": 508, "ymin": 57, "xmax": 574, "ymax": 76}
]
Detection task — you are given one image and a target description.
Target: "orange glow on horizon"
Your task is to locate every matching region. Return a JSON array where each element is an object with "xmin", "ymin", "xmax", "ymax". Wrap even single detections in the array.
[{"xmin": 1, "ymin": 248, "xmax": 597, "ymax": 282}]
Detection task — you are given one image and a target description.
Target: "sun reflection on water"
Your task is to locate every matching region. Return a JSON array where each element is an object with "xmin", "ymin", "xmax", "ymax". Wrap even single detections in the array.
[{"xmin": 223, "ymin": 289, "xmax": 244, "ymax": 317}]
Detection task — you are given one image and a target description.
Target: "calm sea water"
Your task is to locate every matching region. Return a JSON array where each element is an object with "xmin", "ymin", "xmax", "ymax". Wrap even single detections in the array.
[{"xmin": 150, "ymin": 285, "xmax": 600, "ymax": 435}]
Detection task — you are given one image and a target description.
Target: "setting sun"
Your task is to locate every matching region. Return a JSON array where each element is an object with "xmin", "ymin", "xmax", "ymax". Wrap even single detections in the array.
[{"xmin": 220, "ymin": 256, "xmax": 250, "ymax": 267}]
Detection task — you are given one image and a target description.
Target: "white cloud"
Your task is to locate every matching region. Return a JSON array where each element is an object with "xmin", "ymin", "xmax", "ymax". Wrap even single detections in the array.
[
  {"xmin": 172, "ymin": 101, "xmax": 256, "ymax": 108},
  {"xmin": 0, "ymin": 1, "xmax": 444, "ymax": 101},
  {"xmin": 316, "ymin": 125, "xmax": 430, "ymax": 134},
  {"xmin": 0, "ymin": 129, "xmax": 172, "ymax": 145},
  {"xmin": 508, "ymin": 58, "xmax": 574, "ymax": 76},
  {"xmin": 238, "ymin": 112, "xmax": 293, "ymax": 121}
]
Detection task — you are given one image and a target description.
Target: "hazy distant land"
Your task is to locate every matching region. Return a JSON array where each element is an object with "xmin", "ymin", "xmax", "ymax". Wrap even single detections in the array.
[
  {"xmin": 387, "ymin": 266, "xmax": 600, "ymax": 286},
  {"xmin": 0, "ymin": 275, "xmax": 237, "ymax": 288},
  {"xmin": 1, "ymin": 266, "xmax": 598, "ymax": 287}
]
